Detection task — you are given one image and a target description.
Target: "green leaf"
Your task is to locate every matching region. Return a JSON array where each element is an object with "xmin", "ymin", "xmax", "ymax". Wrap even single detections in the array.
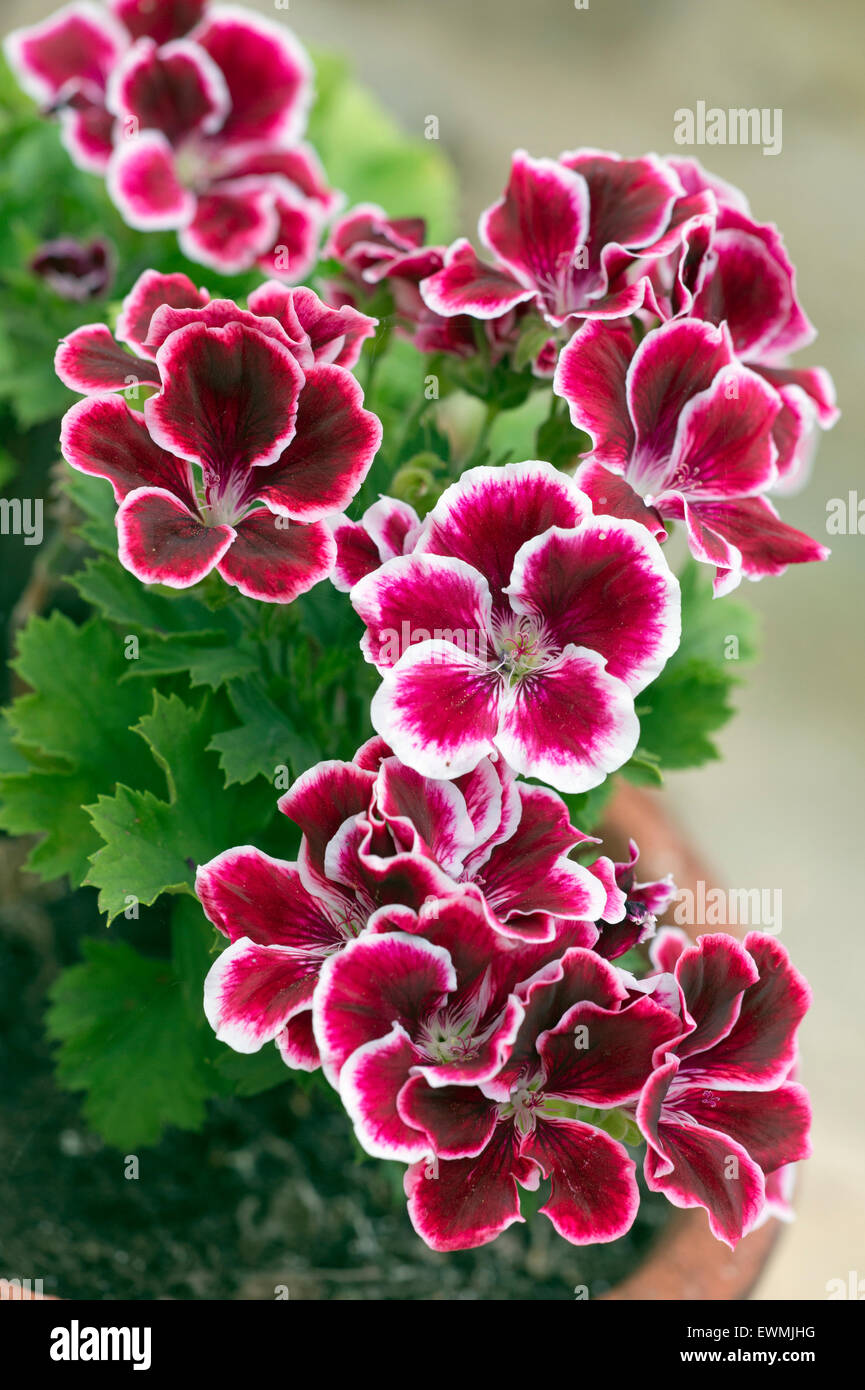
[
  {"xmin": 209, "ymin": 677, "xmax": 319, "ymax": 786},
  {"xmin": 0, "ymin": 614, "xmax": 159, "ymax": 883},
  {"xmin": 46, "ymin": 937, "xmax": 213, "ymax": 1148},
  {"xmin": 70, "ymin": 554, "xmax": 215, "ymax": 635},
  {"xmin": 619, "ymin": 748, "xmax": 664, "ymax": 787},
  {"xmin": 672, "ymin": 558, "xmax": 758, "ymax": 670},
  {"xmin": 84, "ymin": 691, "xmax": 273, "ymax": 921},
  {"xmin": 636, "ymin": 659, "xmax": 733, "ymax": 770},
  {"xmin": 121, "ymin": 633, "xmax": 257, "ymax": 689}
]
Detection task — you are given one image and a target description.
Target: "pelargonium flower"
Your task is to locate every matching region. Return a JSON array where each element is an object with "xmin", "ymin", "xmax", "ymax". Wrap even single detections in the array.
[
  {"xmin": 350, "ymin": 461, "xmax": 681, "ymax": 793},
  {"xmin": 587, "ymin": 839, "xmax": 676, "ymax": 960},
  {"xmin": 283, "ymin": 735, "xmax": 608, "ymax": 942},
  {"xmin": 329, "ymin": 496, "xmax": 421, "ymax": 593},
  {"xmin": 555, "ymin": 316, "xmax": 828, "ymax": 594},
  {"xmin": 651, "ymin": 157, "xmax": 839, "ymax": 494},
  {"xmin": 399, "ymin": 946, "xmax": 682, "ymax": 1250},
  {"xmin": 419, "ymin": 149, "xmax": 683, "ymax": 328},
  {"xmin": 57, "ymin": 271, "xmax": 381, "ymax": 601},
  {"xmin": 31, "ymin": 237, "xmax": 114, "ymax": 301},
  {"xmin": 637, "ymin": 930, "xmax": 812, "ymax": 1247},
  {"xmin": 5, "ymin": 3, "xmax": 335, "ymax": 277}
]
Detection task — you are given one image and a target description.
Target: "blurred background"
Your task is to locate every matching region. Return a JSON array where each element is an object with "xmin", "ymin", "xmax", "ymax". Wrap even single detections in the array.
[{"xmin": 3, "ymin": 0, "xmax": 863, "ymax": 1299}]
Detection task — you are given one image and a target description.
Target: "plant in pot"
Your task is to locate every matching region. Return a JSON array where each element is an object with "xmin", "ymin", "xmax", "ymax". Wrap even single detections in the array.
[{"xmin": 0, "ymin": 0, "xmax": 836, "ymax": 1300}]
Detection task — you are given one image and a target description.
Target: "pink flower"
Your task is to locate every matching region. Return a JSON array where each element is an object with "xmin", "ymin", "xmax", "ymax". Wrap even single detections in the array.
[
  {"xmin": 555, "ymin": 316, "xmax": 828, "ymax": 594},
  {"xmin": 637, "ymin": 930, "xmax": 812, "ymax": 1247},
  {"xmin": 329, "ymin": 497, "xmax": 421, "ymax": 593},
  {"xmin": 350, "ymin": 461, "xmax": 681, "ymax": 792},
  {"xmin": 419, "ymin": 149, "xmax": 683, "ymax": 328},
  {"xmin": 57, "ymin": 271, "xmax": 381, "ymax": 601},
  {"xmin": 5, "ymin": 3, "xmax": 334, "ymax": 277},
  {"xmin": 587, "ymin": 838, "xmax": 676, "ymax": 960},
  {"xmin": 400, "ymin": 946, "xmax": 682, "ymax": 1250}
]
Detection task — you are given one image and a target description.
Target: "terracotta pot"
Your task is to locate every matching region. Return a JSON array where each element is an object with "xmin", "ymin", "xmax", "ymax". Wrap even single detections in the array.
[{"xmin": 598, "ymin": 782, "xmax": 781, "ymax": 1300}]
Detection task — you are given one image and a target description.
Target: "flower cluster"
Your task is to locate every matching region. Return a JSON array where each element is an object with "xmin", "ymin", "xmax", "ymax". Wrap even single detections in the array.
[
  {"xmin": 326, "ymin": 150, "xmax": 837, "ymax": 594},
  {"xmin": 198, "ymin": 737, "xmax": 810, "ymax": 1251},
  {"xmin": 57, "ymin": 269, "xmax": 380, "ymax": 599},
  {"xmin": 5, "ymin": 1, "xmax": 337, "ymax": 276}
]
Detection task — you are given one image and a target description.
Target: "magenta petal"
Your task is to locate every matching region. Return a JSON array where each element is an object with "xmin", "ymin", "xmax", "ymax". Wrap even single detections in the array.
[
  {"xmin": 419, "ymin": 238, "xmax": 532, "ymax": 320},
  {"xmin": 111, "ymin": 0, "xmax": 206, "ymax": 45},
  {"xmin": 217, "ymin": 512, "xmax": 335, "ymax": 604},
  {"xmin": 683, "ymin": 496, "xmax": 829, "ymax": 591},
  {"xmin": 560, "ymin": 149, "xmax": 682, "ymax": 252},
  {"xmin": 404, "ymin": 1120, "xmax": 536, "ymax": 1252},
  {"xmin": 693, "ymin": 933, "xmax": 812, "ymax": 1090},
  {"xmin": 313, "ymin": 931, "xmax": 455, "ymax": 1084},
  {"xmin": 115, "ymin": 269, "xmax": 209, "ymax": 359},
  {"xmin": 277, "ymin": 759, "xmax": 375, "ymax": 900},
  {"xmin": 371, "ymin": 641, "xmax": 502, "ymax": 781},
  {"xmin": 416, "ymin": 461, "xmax": 591, "ymax": 607},
  {"xmin": 353, "ymin": 552, "xmax": 492, "ymax": 670},
  {"xmin": 107, "ymin": 130, "xmax": 195, "ymax": 230},
  {"xmin": 116, "ymin": 485, "xmax": 232, "ymax": 587},
  {"xmin": 147, "ymin": 320, "xmax": 302, "ymax": 472},
  {"xmin": 481, "ymin": 150, "xmax": 590, "ymax": 315},
  {"xmin": 522, "ymin": 1116, "xmax": 638, "ymax": 1244},
  {"xmin": 329, "ymin": 518, "xmax": 385, "ymax": 593},
  {"xmin": 554, "ymin": 319, "xmax": 636, "ymax": 467},
  {"xmin": 375, "ymin": 759, "xmax": 476, "ymax": 875},
  {"xmin": 664, "ymin": 365, "xmax": 780, "ymax": 498},
  {"xmin": 255, "ymin": 185, "xmax": 323, "ymax": 284},
  {"xmin": 340, "ymin": 1025, "xmax": 428, "ymax": 1161},
  {"xmin": 252, "ymin": 364, "xmax": 381, "ymax": 522},
  {"xmin": 506, "ymin": 519, "xmax": 681, "ymax": 694},
  {"xmin": 59, "ymin": 99, "xmax": 117, "ymax": 175},
  {"xmin": 677, "ymin": 1082, "xmax": 812, "ymax": 1173},
  {"xmin": 55, "ymin": 324, "xmax": 160, "ymax": 395},
  {"xmin": 106, "ymin": 37, "xmax": 229, "ymax": 142},
  {"xmin": 203, "ymin": 935, "xmax": 317, "ymax": 1052},
  {"xmin": 179, "ymin": 181, "xmax": 279, "ymax": 275},
  {"xmin": 496, "ymin": 647, "xmax": 640, "ymax": 795},
  {"xmin": 399, "ymin": 1077, "xmax": 499, "ymax": 1159},
  {"xmin": 5, "ymin": 4, "xmax": 125, "ymax": 104},
  {"xmin": 193, "ymin": 8, "xmax": 312, "ymax": 146},
  {"xmin": 574, "ymin": 462, "xmax": 668, "ymax": 542},
  {"xmin": 248, "ymin": 283, "xmax": 377, "ymax": 371},
  {"xmin": 673, "ymin": 933, "xmax": 758, "ymax": 1059},
  {"xmin": 540, "ymin": 995, "xmax": 682, "ymax": 1105},
  {"xmin": 61, "ymin": 393, "xmax": 195, "ymax": 503},
  {"xmin": 195, "ymin": 845, "xmax": 339, "ymax": 950},
  {"xmin": 691, "ymin": 226, "xmax": 793, "ymax": 361},
  {"xmin": 275, "ymin": 1009, "xmax": 320, "ymax": 1072}
]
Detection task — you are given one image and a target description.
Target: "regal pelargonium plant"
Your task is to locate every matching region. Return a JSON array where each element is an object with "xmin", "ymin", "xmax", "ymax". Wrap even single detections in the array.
[{"xmin": 1, "ymin": 2, "xmax": 836, "ymax": 1257}]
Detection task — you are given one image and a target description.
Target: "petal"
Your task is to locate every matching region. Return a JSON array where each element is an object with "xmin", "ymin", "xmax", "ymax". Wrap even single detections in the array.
[
  {"xmin": 252, "ymin": 364, "xmax": 381, "ymax": 522},
  {"xmin": 758, "ymin": 364, "xmax": 839, "ymax": 429},
  {"xmin": 404, "ymin": 1120, "xmax": 535, "ymax": 1251},
  {"xmin": 59, "ymin": 99, "xmax": 116, "ymax": 174},
  {"xmin": 678, "ymin": 1082, "xmax": 811, "ymax": 1173},
  {"xmin": 641, "ymin": 1078, "xmax": 766, "ymax": 1247},
  {"xmin": 219, "ymin": 142, "xmax": 339, "ymax": 212},
  {"xmin": 522, "ymin": 1116, "xmax": 638, "ymax": 1244},
  {"xmin": 339, "ymin": 1024, "xmax": 428, "ymax": 1161},
  {"xmin": 217, "ymin": 512, "xmax": 334, "ymax": 604},
  {"xmin": 195, "ymin": 845, "xmax": 339, "ymax": 949},
  {"xmin": 179, "ymin": 180, "xmax": 279, "ymax": 275},
  {"xmin": 419, "ymin": 237, "xmax": 533, "ymax": 319},
  {"xmin": 352, "ymin": 552, "xmax": 492, "ymax": 669},
  {"xmin": 370, "ymin": 641, "xmax": 502, "ymax": 781},
  {"xmin": 146, "ymin": 320, "xmax": 303, "ymax": 472},
  {"xmin": 248, "ymin": 283, "xmax": 377, "ymax": 370},
  {"xmin": 144, "ymin": 299, "xmax": 293, "ymax": 356},
  {"xmin": 255, "ymin": 185, "xmax": 324, "ymax": 284},
  {"xmin": 329, "ymin": 517, "xmax": 385, "ymax": 593},
  {"xmin": 691, "ymin": 932, "xmax": 812, "ymax": 1089},
  {"xmin": 106, "ymin": 37, "xmax": 229, "ymax": 142},
  {"xmin": 539, "ymin": 995, "xmax": 682, "ymax": 1105},
  {"xmin": 559, "ymin": 149, "xmax": 682, "ymax": 251},
  {"xmin": 673, "ymin": 933, "xmax": 759, "ymax": 1059},
  {"xmin": 626, "ymin": 319, "xmax": 733, "ymax": 492},
  {"xmin": 374, "ymin": 758, "xmax": 476, "ymax": 875},
  {"xmin": 495, "ymin": 646, "xmax": 640, "ymax": 795},
  {"xmin": 116, "ymin": 485, "xmax": 233, "ymax": 587},
  {"xmin": 574, "ymin": 461, "xmax": 667, "ymax": 542},
  {"xmin": 553, "ymin": 319, "xmax": 636, "ymax": 468},
  {"xmin": 506, "ymin": 518, "xmax": 681, "ymax": 693},
  {"xmin": 398, "ymin": 1076, "xmax": 499, "ymax": 1158},
  {"xmin": 663, "ymin": 365, "xmax": 780, "ymax": 499},
  {"xmin": 480, "ymin": 151, "xmax": 590, "ymax": 306},
  {"xmin": 415, "ymin": 460, "xmax": 591, "ymax": 608},
  {"xmin": 203, "ymin": 935, "xmax": 318, "ymax": 1052},
  {"xmin": 115, "ymin": 268, "xmax": 209, "ymax": 359},
  {"xmin": 193, "ymin": 7, "xmax": 312, "ymax": 146},
  {"xmin": 60, "ymin": 392, "xmax": 194, "ymax": 503},
  {"xmin": 107, "ymin": 130, "xmax": 195, "ymax": 230},
  {"xmin": 4, "ymin": 2, "xmax": 124, "ymax": 104},
  {"xmin": 682, "ymin": 496, "xmax": 829, "ymax": 592},
  {"xmin": 277, "ymin": 758, "xmax": 375, "ymax": 901},
  {"xmin": 275, "ymin": 1008, "xmax": 320, "ymax": 1072},
  {"xmin": 313, "ymin": 930, "xmax": 456, "ymax": 1084},
  {"xmin": 55, "ymin": 324, "xmax": 160, "ymax": 395}
]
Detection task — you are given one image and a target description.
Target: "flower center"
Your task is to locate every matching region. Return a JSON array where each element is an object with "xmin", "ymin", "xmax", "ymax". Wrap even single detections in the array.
[{"xmin": 492, "ymin": 614, "xmax": 554, "ymax": 684}]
